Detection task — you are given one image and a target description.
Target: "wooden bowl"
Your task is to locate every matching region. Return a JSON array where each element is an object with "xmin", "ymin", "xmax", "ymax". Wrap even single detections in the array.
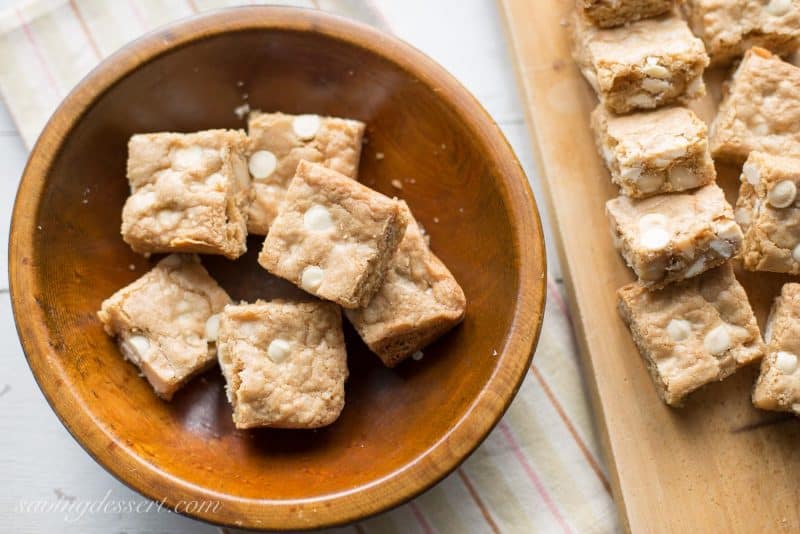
[{"xmin": 9, "ymin": 6, "xmax": 546, "ymax": 530}]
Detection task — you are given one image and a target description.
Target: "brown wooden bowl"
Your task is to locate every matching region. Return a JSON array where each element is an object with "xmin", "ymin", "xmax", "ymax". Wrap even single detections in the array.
[{"xmin": 9, "ymin": 6, "xmax": 546, "ymax": 530}]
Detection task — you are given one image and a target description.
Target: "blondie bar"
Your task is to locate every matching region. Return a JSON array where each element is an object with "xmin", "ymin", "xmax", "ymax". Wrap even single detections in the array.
[
  {"xmin": 682, "ymin": 0, "xmax": 800, "ymax": 66},
  {"xmin": 735, "ymin": 151, "xmax": 800, "ymax": 274},
  {"xmin": 217, "ymin": 299, "xmax": 348, "ymax": 429},
  {"xmin": 258, "ymin": 161, "xmax": 407, "ymax": 309},
  {"xmin": 710, "ymin": 48, "xmax": 800, "ymax": 162},
  {"xmin": 572, "ymin": 12, "xmax": 708, "ymax": 114},
  {"xmin": 97, "ymin": 254, "xmax": 231, "ymax": 400},
  {"xmin": 579, "ymin": 0, "xmax": 673, "ymax": 28},
  {"xmin": 345, "ymin": 202, "xmax": 466, "ymax": 367},
  {"xmin": 122, "ymin": 129, "xmax": 250, "ymax": 259},
  {"xmin": 591, "ymin": 105, "xmax": 715, "ymax": 198},
  {"xmin": 618, "ymin": 263, "xmax": 764, "ymax": 406},
  {"xmin": 606, "ymin": 184, "xmax": 743, "ymax": 288},
  {"xmin": 752, "ymin": 283, "xmax": 800, "ymax": 414},
  {"xmin": 246, "ymin": 111, "xmax": 365, "ymax": 235}
]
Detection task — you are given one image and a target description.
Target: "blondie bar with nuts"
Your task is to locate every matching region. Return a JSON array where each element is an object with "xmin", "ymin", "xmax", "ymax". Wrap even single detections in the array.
[
  {"xmin": 217, "ymin": 299, "xmax": 348, "ymax": 429},
  {"xmin": 97, "ymin": 254, "xmax": 231, "ymax": 400},
  {"xmin": 572, "ymin": 12, "xmax": 708, "ymax": 114},
  {"xmin": 682, "ymin": 0, "xmax": 800, "ymax": 66},
  {"xmin": 752, "ymin": 283, "xmax": 800, "ymax": 414},
  {"xmin": 122, "ymin": 130, "xmax": 251, "ymax": 259},
  {"xmin": 710, "ymin": 48, "xmax": 800, "ymax": 162},
  {"xmin": 345, "ymin": 202, "xmax": 466, "ymax": 367},
  {"xmin": 592, "ymin": 105, "xmax": 715, "ymax": 198},
  {"xmin": 606, "ymin": 184, "xmax": 743, "ymax": 288},
  {"xmin": 618, "ymin": 263, "xmax": 764, "ymax": 406},
  {"xmin": 735, "ymin": 151, "xmax": 800, "ymax": 274},
  {"xmin": 258, "ymin": 161, "xmax": 407, "ymax": 308},
  {"xmin": 246, "ymin": 111, "xmax": 365, "ymax": 235}
]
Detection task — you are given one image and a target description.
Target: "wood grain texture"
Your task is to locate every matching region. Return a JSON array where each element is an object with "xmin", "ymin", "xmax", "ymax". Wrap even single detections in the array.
[
  {"xmin": 8, "ymin": 6, "xmax": 546, "ymax": 531},
  {"xmin": 499, "ymin": 0, "xmax": 800, "ymax": 532}
]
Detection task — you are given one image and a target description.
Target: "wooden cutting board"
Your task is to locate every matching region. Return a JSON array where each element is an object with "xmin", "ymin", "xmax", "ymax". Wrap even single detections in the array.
[{"xmin": 498, "ymin": 1, "xmax": 800, "ymax": 532}]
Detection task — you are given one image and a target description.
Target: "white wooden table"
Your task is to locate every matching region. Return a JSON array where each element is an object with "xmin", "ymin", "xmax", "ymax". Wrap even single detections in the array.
[{"xmin": 0, "ymin": 0, "xmax": 564, "ymax": 531}]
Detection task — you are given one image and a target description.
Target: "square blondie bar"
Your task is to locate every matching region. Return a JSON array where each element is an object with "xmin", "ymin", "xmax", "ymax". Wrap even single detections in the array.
[
  {"xmin": 258, "ymin": 161, "xmax": 407, "ymax": 309},
  {"xmin": 572, "ymin": 12, "xmax": 708, "ymax": 114},
  {"xmin": 735, "ymin": 151, "xmax": 800, "ymax": 274},
  {"xmin": 345, "ymin": 202, "xmax": 466, "ymax": 367},
  {"xmin": 618, "ymin": 263, "xmax": 764, "ymax": 406},
  {"xmin": 579, "ymin": 0, "xmax": 673, "ymax": 28},
  {"xmin": 591, "ymin": 105, "xmax": 716, "ymax": 198},
  {"xmin": 710, "ymin": 47, "xmax": 800, "ymax": 163},
  {"xmin": 246, "ymin": 111, "xmax": 365, "ymax": 235},
  {"xmin": 217, "ymin": 299, "xmax": 348, "ymax": 429},
  {"xmin": 122, "ymin": 129, "xmax": 250, "ymax": 259},
  {"xmin": 682, "ymin": 0, "xmax": 800, "ymax": 66},
  {"xmin": 97, "ymin": 254, "xmax": 231, "ymax": 400},
  {"xmin": 752, "ymin": 283, "xmax": 800, "ymax": 414},
  {"xmin": 606, "ymin": 184, "xmax": 743, "ymax": 288}
]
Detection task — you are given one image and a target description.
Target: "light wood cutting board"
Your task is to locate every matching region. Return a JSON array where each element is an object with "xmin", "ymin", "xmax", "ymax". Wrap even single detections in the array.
[{"xmin": 498, "ymin": 1, "xmax": 800, "ymax": 532}]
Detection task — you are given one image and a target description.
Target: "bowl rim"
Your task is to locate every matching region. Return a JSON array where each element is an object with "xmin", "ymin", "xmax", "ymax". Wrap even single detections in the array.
[{"xmin": 8, "ymin": 5, "xmax": 547, "ymax": 530}]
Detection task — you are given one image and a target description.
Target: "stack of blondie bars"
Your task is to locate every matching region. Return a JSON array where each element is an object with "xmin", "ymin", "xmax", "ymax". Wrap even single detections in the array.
[
  {"xmin": 98, "ymin": 111, "xmax": 466, "ymax": 429},
  {"xmin": 573, "ymin": 0, "xmax": 800, "ymax": 413}
]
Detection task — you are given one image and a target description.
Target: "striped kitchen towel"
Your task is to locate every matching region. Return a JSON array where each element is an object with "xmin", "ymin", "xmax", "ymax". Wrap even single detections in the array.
[{"xmin": 0, "ymin": 0, "xmax": 618, "ymax": 532}]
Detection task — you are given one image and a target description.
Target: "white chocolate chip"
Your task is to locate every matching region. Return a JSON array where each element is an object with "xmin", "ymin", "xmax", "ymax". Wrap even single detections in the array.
[
  {"xmin": 668, "ymin": 165, "xmax": 699, "ymax": 189},
  {"xmin": 303, "ymin": 204, "xmax": 334, "ymax": 232},
  {"xmin": 157, "ymin": 209, "xmax": 181, "ymax": 229},
  {"xmin": 766, "ymin": 0, "xmax": 792, "ymax": 16},
  {"xmin": 775, "ymin": 351, "xmax": 798, "ymax": 374},
  {"xmin": 704, "ymin": 325, "xmax": 731, "ymax": 355},
  {"xmin": 620, "ymin": 166, "xmax": 642, "ymax": 181},
  {"xmin": 638, "ymin": 213, "xmax": 669, "ymax": 230},
  {"xmin": 735, "ymin": 207, "xmax": 752, "ymax": 226},
  {"xmin": 793, "ymin": 243, "xmax": 800, "ymax": 262},
  {"xmin": 666, "ymin": 319, "xmax": 692, "ymax": 342},
  {"xmin": 128, "ymin": 334, "xmax": 151, "ymax": 356},
  {"xmin": 205, "ymin": 314, "xmax": 220, "ymax": 342},
  {"xmin": 248, "ymin": 150, "xmax": 277, "ymax": 179},
  {"xmin": 292, "ymin": 114, "xmax": 321, "ymax": 140},
  {"xmin": 767, "ymin": 180, "xmax": 797, "ymax": 208},
  {"xmin": 641, "ymin": 77, "xmax": 671, "ymax": 94},
  {"xmin": 742, "ymin": 163, "xmax": 760, "ymax": 185},
  {"xmin": 205, "ymin": 172, "xmax": 226, "ymax": 190},
  {"xmin": 301, "ymin": 266, "xmax": 324, "ymax": 291},
  {"xmin": 267, "ymin": 339, "xmax": 291, "ymax": 363},
  {"xmin": 646, "ymin": 56, "xmax": 659, "ymax": 65},
  {"xmin": 172, "ymin": 146, "xmax": 204, "ymax": 170},
  {"xmin": 684, "ymin": 257, "xmax": 706, "ymax": 278},
  {"xmin": 640, "ymin": 228, "xmax": 670, "ymax": 250},
  {"xmin": 412, "ymin": 350, "xmax": 424, "ymax": 361}
]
